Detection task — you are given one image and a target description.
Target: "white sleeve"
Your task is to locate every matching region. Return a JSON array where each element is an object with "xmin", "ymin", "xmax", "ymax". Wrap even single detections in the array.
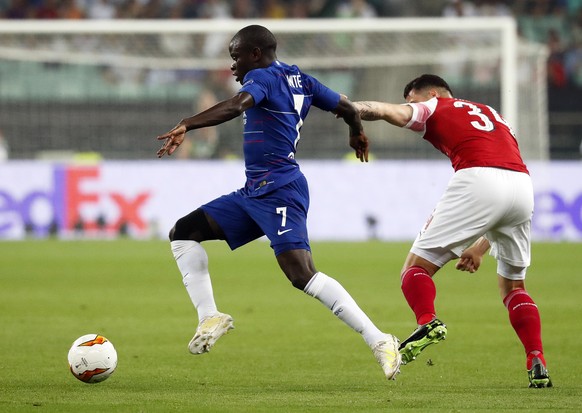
[{"xmin": 403, "ymin": 97, "xmax": 438, "ymax": 132}]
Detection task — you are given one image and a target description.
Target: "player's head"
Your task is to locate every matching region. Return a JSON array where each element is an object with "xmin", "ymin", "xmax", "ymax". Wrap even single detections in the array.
[
  {"xmin": 403, "ymin": 74, "xmax": 453, "ymax": 103},
  {"xmin": 229, "ymin": 25, "xmax": 277, "ymax": 84}
]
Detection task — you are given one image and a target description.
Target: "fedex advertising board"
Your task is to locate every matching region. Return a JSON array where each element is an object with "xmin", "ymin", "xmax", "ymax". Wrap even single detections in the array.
[{"xmin": 1, "ymin": 160, "xmax": 581, "ymax": 241}]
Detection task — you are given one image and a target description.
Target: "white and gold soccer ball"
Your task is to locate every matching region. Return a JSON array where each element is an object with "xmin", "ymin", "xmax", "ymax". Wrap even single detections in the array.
[{"xmin": 67, "ymin": 334, "xmax": 117, "ymax": 383}]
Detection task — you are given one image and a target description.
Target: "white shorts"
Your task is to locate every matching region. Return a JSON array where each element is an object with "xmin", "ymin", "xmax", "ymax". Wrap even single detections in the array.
[{"xmin": 410, "ymin": 167, "xmax": 533, "ymax": 279}]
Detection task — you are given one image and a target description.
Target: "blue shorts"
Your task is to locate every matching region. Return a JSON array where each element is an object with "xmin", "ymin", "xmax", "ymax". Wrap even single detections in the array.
[{"xmin": 201, "ymin": 175, "xmax": 311, "ymax": 256}]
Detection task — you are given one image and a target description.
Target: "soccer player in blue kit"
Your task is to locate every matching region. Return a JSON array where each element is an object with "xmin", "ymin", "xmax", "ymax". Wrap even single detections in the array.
[{"xmin": 156, "ymin": 25, "xmax": 401, "ymax": 380}]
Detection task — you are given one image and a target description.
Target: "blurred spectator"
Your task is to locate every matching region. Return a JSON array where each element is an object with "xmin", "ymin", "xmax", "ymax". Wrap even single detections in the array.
[
  {"xmin": 231, "ymin": 0, "xmax": 259, "ymax": 19},
  {"xmin": 35, "ymin": 0, "xmax": 60, "ymax": 18},
  {"xmin": 139, "ymin": 0, "xmax": 168, "ymax": 18},
  {"xmin": 400, "ymin": 0, "xmax": 448, "ymax": 16},
  {"xmin": 262, "ymin": 0, "xmax": 287, "ymax": 18},
  {"xmin": 87, "ymin": 0, "xmax": 116, "ymax": 19},
  {"xmin": 331, "ymin": 0, "xmax": 378, "ymax": 54},
  {"xmin": 0, "ymin": 129, "xmax": 9, "ymax": 161},
  {"xmin": 60, "ymin": 0, "xmax": 86, "ymax": 18},
  {"xmin": 2, "ymin": 0, "xmax": 32, "ymax": 18},
  {"xmin": 198, "ymin": 0, "xmax": 232, "ymax": 58},
  {"xmin": 567, "ymin": 0, "xmax": 582, "ymax": 16},
  {"xmin": 116, "ymin": 0, "xmax": 144, "ymax": 18},
  {"xmin": 335, "ymin": 0, "xmax": 378, "ymax": 18},
  {"xmin": 442, "ymin": 0, "xmax": 477, "ymax": 17},
  {"xmin": 305, "ymin": 0, "xmax": 331, "ymax": 17},
  {"xmin": 565, "ymin": 8, "xmax": 582, "ymax": 86},
  {"xmin": 197, "ymin": 0, "xmax": 229, "ymax": 18},
  {"xmin": 441, "ymin": 0, "xmax": 479, "ymax": 86},
  {"xmin": 288, "ymin": 0, "xmax": 309, "ymax": 18},
  {"xmin": 169, "ymin": 0, "xmax": 201, "ymax": 18},
  {"xmin": 475, "ymin": 0, "xmax": 512, "ymax": 17},
  {"xmin": 518, "ymin": 0, "xmax": 569, "ymax": 44},
  {"xmin": 547, "ymin": 28, "xmax": 567, "ymax": 87},
  {"xmin": 177, "ymin": 88, "xmax": 220, "ymax": 159},
  {"xmin": 443, "ymin": 0, "xmax": 513, "ymax": 17},
  {"xmin": 379, "ymin": 0, "xmax": 406, "ymax": 17},
  {"xmin": 206, "ymin": 69, "xmax": 239, "ymax": 100}
]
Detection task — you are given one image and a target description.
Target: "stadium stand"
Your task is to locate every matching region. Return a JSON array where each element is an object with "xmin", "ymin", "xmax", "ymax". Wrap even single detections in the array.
[{"xmin": 0, "ymin": 0, "xmax": 580, "ymax": 159}]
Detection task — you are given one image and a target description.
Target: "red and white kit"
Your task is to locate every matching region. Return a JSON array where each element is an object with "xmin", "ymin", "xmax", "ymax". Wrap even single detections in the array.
[{"xmin": 404, "ymin": 97, "xmax": 533, "ymax": 279}]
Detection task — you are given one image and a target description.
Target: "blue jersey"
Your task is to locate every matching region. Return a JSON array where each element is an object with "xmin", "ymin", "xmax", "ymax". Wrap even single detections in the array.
[{"xmin": 238, "ymin": 60, "xmax": 340, "ymax": 197}]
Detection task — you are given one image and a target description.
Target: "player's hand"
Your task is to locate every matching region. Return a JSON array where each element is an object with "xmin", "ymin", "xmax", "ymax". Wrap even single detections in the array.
[
  {"xmin": 156, "ymin": 124, "xmax": 187, "ymax": 158},
  {"xmin": 350, "ymin": 132, "xmax": 369, "ymax": 162},
  {"xmin": 455, "ymin": 249, "xmax": 483, "ymax": 273}
]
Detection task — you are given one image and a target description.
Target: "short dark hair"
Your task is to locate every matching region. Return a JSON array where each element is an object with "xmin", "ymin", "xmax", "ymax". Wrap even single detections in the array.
[
  {"xmin": 234, "ymin": 25, "xmax": 277, "ymax": 55},
  {"xmin": 403, "ymin": 74, "xmax": 453, "ymax": 99}
]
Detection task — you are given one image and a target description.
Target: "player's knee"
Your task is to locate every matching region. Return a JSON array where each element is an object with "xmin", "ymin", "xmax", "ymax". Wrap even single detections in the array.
[
  {"xmin": 287, "ymin": 267, "xmax": 315, "ymax": 291},
  {"xmin": 171, "ymin": 208, "xmax": 215, "ymax": 242},
  {"xmin": 172, "ymin": 215, "xmax": 196, "ymax": 241},
  {"xmin": 172, "ymin": 216, "xmax": 189, "ymax": 239},
  {"xmin": 497, "ymin": 260, "xmax": 527, "ymax": 280},
  {"xmin": 289, "ymin": 274, "xmax": 309, "ymax": 291},
  {"xmin": 276, "ymin": 249, "xmax": 316, "ymax": 291}
]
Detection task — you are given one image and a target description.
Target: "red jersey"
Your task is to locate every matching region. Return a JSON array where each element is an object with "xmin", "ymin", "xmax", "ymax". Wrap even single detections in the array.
[{"xmin": 404, "ymin": 97, "xmax": 529, "ymax": 174}]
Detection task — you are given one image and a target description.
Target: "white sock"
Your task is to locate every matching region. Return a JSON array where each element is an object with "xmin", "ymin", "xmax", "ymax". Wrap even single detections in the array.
[
  {"xmin": 304, "ymin": 272, "xmax": 385, "ymax": 347},
  {"xmin": 171, "ymin": 240, "xmax": 218, "ymax": 322}
]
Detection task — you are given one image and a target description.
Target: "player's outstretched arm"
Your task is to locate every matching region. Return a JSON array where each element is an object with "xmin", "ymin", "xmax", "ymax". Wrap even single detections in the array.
[
  {"xmin": 456, "ymin": 237, "xmax": 491, "ymax": 273},
  {"xmin": 157, "ymin": 92, "xmax": 254, "ymax": 158},
  {"xmin": 353, "ymin": 101, "xmax": 412, "ymax": 127},
  {"xmin": 333, "ymin": 95, "xmax": 369, "ymax": 162}
]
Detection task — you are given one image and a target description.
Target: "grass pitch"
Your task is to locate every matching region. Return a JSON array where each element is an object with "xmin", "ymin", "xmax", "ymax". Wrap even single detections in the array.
[{"xmin": 0, "ymin": 240, "xmax": 580, "ymax": 412}]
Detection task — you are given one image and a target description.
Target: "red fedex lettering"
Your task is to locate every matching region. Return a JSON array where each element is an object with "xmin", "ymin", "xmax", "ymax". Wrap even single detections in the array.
[
  {"xmin": 64, "ymin": 166, "xmax": 151, "ymax": 234},
  {"xmin": 110, "ymin": 192, "xmax": 150, "ymax": 230},
  {"xmin": 65, "ymin": 167, "xmax": 99, "ymax": 229}
]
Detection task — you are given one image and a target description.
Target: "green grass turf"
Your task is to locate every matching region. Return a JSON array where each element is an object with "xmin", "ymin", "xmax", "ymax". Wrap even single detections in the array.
[{"xmin": 0, "ymin": 240, "xmax": 580, "ymax": 412}]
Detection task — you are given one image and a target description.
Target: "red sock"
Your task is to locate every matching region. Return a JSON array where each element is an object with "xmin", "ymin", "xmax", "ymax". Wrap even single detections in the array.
[
  {"xmin": 401, "ymin": 266, "xmax": 436, "ymax": 325},
  {"xmin": 527, "ymin": 351, "xmax": 547, "ymax": 371},
  {"xmin": 503, "ymin": 289, "xmax": 544, "ymax": 369}
]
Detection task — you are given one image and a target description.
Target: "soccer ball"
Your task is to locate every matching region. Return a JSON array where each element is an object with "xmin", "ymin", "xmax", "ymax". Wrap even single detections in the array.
[{"xmin": 67, "ymin": 334, "xmax": 117, "ymax": 383}]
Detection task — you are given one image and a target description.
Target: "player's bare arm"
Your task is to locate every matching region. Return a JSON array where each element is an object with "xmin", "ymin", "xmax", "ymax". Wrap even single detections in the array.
[
  {"xmin": 353, "ymin": 101, "xmax": 413, "ymax": 127},
  {"xmin": 333, "ymin": 95, "xmax": 369, "ymax": 162},
  {"xmin": 455, "ymin": 237, "xmax": 491, "ymax": 273},
  {"xmin": 157, "ymin": 92, "xmax": 254, "ymax": 158}
]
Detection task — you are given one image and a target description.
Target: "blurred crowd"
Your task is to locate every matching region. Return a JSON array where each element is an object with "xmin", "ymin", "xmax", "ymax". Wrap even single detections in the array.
[
  {"xmin": 1, "ymin": 0, "xmax": 581, "ymax": 87},
  {"xmin": 0, "ymin": 0, "xmax": 388, "ymax": 19}
]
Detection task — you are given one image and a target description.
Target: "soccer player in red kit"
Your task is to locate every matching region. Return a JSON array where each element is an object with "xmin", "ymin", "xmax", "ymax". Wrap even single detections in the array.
[{"xmin": 353, "ymin": 74, "xmax": 552, "ymax": 388}]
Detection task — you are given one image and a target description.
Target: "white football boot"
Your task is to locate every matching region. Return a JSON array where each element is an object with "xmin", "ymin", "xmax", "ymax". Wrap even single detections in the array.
[
  {"xmin": 372, "ymin": 334, "xmax": 402, "ymax": 380},
  {"xmin": 188, "ymin": 312, "xmax": 234, "ymax": 354}
]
